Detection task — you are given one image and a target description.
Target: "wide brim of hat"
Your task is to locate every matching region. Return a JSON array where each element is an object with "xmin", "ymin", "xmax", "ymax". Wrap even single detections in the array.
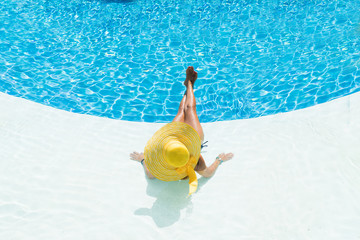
[{"xmin": 144, "ymin": 122, "xmax": 201, "ymax": 181}]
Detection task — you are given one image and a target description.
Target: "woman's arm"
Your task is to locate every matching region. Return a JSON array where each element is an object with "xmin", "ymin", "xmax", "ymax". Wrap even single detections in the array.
[
  {"xmin": 130, "ymin": 151, "xmax": 155, "ymax": 179},
  {"xmin": 197, "ymin": 153, "xmax": 234, "ymax": 178}
]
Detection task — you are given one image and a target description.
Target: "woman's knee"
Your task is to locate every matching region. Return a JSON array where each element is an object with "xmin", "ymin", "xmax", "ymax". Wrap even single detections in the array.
[{"xmin": 185, "ymin": 103, "xmax": 196, "ymax": 112}]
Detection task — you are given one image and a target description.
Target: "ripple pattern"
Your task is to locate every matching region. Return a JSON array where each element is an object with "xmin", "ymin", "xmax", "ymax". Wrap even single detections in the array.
[{"xmin": 0, "ymin": 0, "xmax": 360, "ymax": 122}]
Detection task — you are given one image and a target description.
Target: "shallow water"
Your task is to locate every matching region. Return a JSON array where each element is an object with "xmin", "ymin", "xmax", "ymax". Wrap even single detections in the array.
[{"xmin": 1, "ymin": 0, "xmax": 360, "ymax": 122}]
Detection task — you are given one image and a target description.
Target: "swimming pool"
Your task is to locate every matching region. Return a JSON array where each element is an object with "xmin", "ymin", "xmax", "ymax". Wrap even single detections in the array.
[
  {"xmin": 1, "ymin": 0, "xmax": 359, "ymax": 123},
  {"xmin": 1, "ymin": 1, "xmax": 360, "ymax": 238}
]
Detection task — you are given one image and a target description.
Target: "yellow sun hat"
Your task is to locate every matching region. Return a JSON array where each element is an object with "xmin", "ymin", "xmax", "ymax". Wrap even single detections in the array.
[{"xmin": 144, "ymin": 122, "xmax": 201, "ymax": 196}]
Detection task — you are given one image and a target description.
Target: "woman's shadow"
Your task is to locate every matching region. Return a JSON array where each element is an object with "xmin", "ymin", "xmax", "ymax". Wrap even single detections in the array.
[{"xmin": 134, "ymin": 177, "xmax": 210, "ymax": 228}]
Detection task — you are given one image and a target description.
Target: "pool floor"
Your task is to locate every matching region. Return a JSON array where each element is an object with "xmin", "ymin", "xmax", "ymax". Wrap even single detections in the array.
[{"xmin": 0, "ymin": 92, "xmax": 359, "ymax": 239}]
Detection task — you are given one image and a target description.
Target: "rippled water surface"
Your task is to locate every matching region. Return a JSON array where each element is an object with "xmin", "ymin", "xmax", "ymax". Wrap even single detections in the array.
[{"xmin": 1, "ymin": 0, "xmax": 360, "ymax": 122}]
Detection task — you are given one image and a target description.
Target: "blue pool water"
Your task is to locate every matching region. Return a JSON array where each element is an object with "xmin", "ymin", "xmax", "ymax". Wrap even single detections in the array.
[{"xmin": 1, "ymin": 0, "xmax": 360, "ymax": 122}]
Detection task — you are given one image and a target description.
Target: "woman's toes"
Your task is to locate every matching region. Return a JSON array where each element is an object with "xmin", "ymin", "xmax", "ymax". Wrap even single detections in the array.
[{"xmin": 186, "ymin": 66, "xmax": 194, "ymax": 75}]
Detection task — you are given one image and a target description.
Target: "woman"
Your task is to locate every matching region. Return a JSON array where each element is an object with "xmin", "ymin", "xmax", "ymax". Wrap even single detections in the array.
[{"xmin": 130, "ymin": 66, "xmax": 233, "ymax": 195}]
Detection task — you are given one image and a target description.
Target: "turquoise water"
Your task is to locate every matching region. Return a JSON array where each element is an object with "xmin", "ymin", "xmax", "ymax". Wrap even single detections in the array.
[{"xmin": 1, "ymin": 0, "xmax": 360, "ymax": 122}]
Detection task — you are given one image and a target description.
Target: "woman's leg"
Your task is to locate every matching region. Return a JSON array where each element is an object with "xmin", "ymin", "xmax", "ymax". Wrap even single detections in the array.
[
  {"xmin": 172, "ymin": 92, "xmax": 186, "ymax": 122},
  {"xmin": 172, "ymin": 66, "xmax": 204, "ymax": 142},
  {"xmin": 172, "ymin": 66, "xmax": 194, "ymax": 123},
  {"xmin": 184, "ymin": 76, "xmax": 204, "ymax": 142}
]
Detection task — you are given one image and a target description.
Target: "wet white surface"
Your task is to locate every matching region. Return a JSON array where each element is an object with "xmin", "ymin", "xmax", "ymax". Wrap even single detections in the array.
[{"xmin": 0, "ymin": 92, "xmax": 360, "ymax": 239}]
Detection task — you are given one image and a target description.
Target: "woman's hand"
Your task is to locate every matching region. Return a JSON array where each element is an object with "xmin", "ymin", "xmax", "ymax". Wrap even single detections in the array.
[
  {"xmin": 130, "ymin": 151, "xmax": 144, "ymax": 163},
  {"xmin": 217, "ymin": 152, "xmax": 234, "ymax": 162}
]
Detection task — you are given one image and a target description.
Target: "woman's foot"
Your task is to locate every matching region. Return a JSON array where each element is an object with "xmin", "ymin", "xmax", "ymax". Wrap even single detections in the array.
[{"xmin": 184, "ymin": 66, "xmax": 198, "ymax": 87}]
